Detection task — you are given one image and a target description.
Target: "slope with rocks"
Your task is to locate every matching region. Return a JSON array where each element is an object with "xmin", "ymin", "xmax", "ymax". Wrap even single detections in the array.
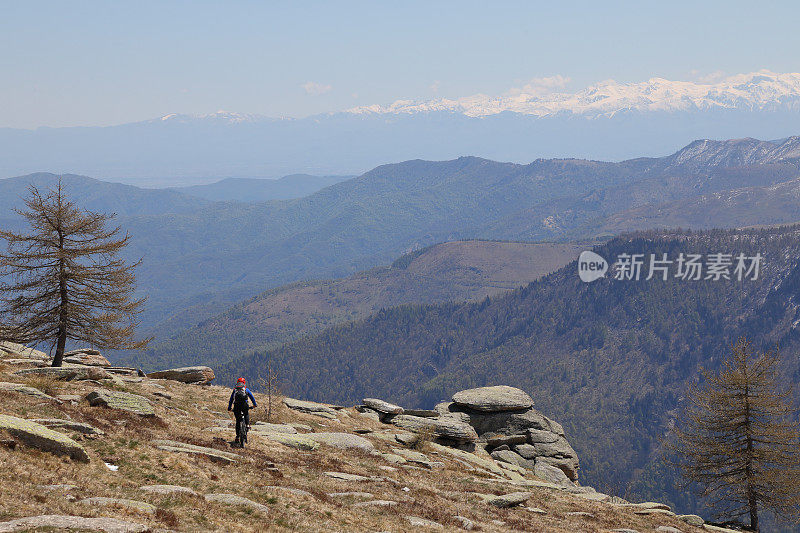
[{"xmin": 0, "ymin": 349, "xmax": 723, "ymax": 532}]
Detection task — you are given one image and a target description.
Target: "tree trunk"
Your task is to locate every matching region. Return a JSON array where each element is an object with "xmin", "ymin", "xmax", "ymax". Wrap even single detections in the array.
[
  {"xmin": 748, "ymin": 496, "xmax": 759, "ymax": 533},
  {"xmin": 51, "ymin": 231, "xmax": 68, "ymax": 367},
  {"xmin": 743, "ymin": 382, "xmax": 759, "ymax": 532}
]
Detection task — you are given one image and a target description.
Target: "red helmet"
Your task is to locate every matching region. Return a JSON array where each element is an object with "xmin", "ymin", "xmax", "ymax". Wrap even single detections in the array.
[{"xmin": 237, "ymin": 377, "xmax": 246, "ymax": 384}]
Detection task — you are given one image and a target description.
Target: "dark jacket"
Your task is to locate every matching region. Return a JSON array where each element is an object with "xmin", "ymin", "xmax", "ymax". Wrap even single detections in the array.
[{"xmin": 228, "ymin": 387, "xmax": 257, "ymax": 411}]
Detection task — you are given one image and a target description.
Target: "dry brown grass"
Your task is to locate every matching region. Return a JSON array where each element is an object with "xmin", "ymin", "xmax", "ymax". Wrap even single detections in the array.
[
  {"xmin": 406, "ymin": 424, "xmax": 435, "ymax": 451},
  {"xmin": 0, "ymin": 370, "xmax": 709, "ymax": 532},
  {"xmin": 20, "ymin": 373, "xmax": 64, "ymax": 396}
]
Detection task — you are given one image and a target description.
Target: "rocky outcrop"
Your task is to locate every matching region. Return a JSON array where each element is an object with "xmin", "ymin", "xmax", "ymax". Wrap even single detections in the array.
[
  {"xmin": 363, "ymin": 398, "xmax": 403, "ymax": 415},
  {"xmin": 31, "ymin": 418, "xmax": 104, "ymax": 436},
  {"xmin": 359, "ymin": 385, "xmax": 580, "ymax": 482},
  {"xmin": 204, "ymin": 493, "xmax": 270, "ymax": 514},
  {"xmin": 63, "ymin": 349, "xmax": 111, "ymax": 367},
  {"xmin": 146, "ymin": 366, "xmax": 215, "ymax": 384},
  {"xmin": 0, "ymin": 342, "xmax": 48, "ymax": 361},
  {"xmin": 87, "ymin": 390, "xmax": 155, "ymax": 417},
  {"xmin": 283, "ymin": 397, "xmax": 338, "ymax": 417},
  {"xmin": 452, "ymin": 385, "xmax": 534, "ymax": 412},
  {"xmin": 15, "ymin": 366, "xmax": 109, "ymax": 381},
  {"xmin": 0, "ymin": 414, "xmax": 89, "ymax": 462},
  {"xmin": 0, "ymin": 382, "xmax": 59, "ymax": 401},
  {"xmin": 0, "ymin": 515, "xmax": 148, "ymax": 533},
  {"xmin": 390, "ymin": 414, "xmax": 478, "ymax": 444}
]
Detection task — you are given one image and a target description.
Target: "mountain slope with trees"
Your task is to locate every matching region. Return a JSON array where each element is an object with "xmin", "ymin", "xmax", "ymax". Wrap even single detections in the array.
[
  {"xmin": 225, "ymin": 226, "xmax": 800, "ymax": 518},
  {"xmin": 4, "ymin": 137, "xmax": 800, "ymax": 335},
  {"xmin": 123, "ymin": 241, "xmax": 582, "ymax": 370}
]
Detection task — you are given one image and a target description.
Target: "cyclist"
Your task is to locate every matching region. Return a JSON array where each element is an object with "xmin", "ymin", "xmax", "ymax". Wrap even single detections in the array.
[{"xmin": 228, "ymin": 377, "xmax": 257, "ymax": 447}]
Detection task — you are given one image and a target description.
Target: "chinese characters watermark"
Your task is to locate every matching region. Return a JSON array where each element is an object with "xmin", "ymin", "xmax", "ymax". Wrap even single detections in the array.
[{"xmin": 578, "ymin": 250, "xmax": 763, "ymax": 283}]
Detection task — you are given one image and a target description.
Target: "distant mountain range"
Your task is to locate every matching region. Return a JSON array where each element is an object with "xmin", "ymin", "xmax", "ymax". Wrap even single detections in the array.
[
  {"xmin": 172, "ymin": 174, "xmax": 352, "ymax": 202},
  {"xmin": 2, "ymin": 72, "xmax": 800, "ymax": 184},
  {"xmin": 348, "ymin": 71, "xmax": 800, "ymax": 117},
  {"xmin": 3, "ymin": 136, "xmax": 800, "ymax": 336}
]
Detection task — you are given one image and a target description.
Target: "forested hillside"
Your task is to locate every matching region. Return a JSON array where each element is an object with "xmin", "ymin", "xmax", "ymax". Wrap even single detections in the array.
[
  {"xmin": 225, "ymin": 226, "xmax": 800, "ymax": 515},
  {"xmin": 122, "ymin": 241, "xmax": 582, "ymax": 370},
  {"xmin": 4, "ymin": 137, "xmax": 800, "ymax": 336}
]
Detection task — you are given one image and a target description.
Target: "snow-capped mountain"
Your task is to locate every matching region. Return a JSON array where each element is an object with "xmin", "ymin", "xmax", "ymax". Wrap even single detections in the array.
[
  {"xmin": 2, "ymin": 71, "xmax": 800, "ymax": 185},
  {"xmin": 347, "ymin": 71, "xmax": 800, "ymax": 118}
]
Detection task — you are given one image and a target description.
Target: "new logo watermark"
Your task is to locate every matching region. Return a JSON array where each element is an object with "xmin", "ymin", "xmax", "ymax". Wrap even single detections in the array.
[
  {"xmin": 578, "ymin": 251, "xmax": 763, "ymax": 283},
  {"xmin": 578, "ymin": 251, "xmax": 608, "ymax": 283}
]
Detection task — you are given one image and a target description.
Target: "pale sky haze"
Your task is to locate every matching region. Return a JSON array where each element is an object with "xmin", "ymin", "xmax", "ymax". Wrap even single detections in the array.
[{"xmin": 2, "ymin": 0, "xmax": 799, "ymax": 128}]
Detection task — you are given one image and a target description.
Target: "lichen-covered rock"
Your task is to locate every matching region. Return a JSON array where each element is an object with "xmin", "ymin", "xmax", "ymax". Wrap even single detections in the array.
[
  {"xmin": 146, "ymin": 366, "xmax": 215, "ymax": 384},
  {"xmin": 362, "ymin": 398, "xmax": 403, "ymax": 415},
  {"xmin": 486, "ymin": 491, "xmax": 531, "ymax": 508},
  {"xmin": 0, "ymin": 342, "xmax": 48, "ymax": 360},
  {"xmin": 140, "ymin": 484, "xmax": 199, "ymax": 496},
  {"xmin": 391, "ymin": 414, "xmax": 478, "ymax": 443},
  {"xmin": 31, "ymin": 418, "xmax": 104, "ymax": 436},
  {"xmin": 0, "ymin": 515, "xmax": 148, "ymax": 532},
  {"xmin": 533, "ymin": 459, "xmax": 573, "ymax": 486},
  {"xmin": 452, "ymin": 386, "xmax": 533, "ymax": 412},
  {"xmin": 283, "ymin": 397, "xmax": 338, "ymax": 416},
  {"xmin": 251, "ymin": 422, "xmax": 297, "ymax": 434},
  {"xmin": 15, "ymin": 366, "xmax": 109, "ymax": 381},
  {"xmin": 260, "ymin": 433, "xmax": 320, "ymax": 451},
  {"xmin": 77, "ymin": 497, "xmax": 156, "ymax": 514},
  {"xmin": 204, "ymin": 493, "xmax": 270, "ymax": 513},
  {"xmin": 0, "ymin": 414, "xmax": 89, "ymax": 462},
  {"xmin": 0, "ymin": 382, "xmax": 59, "ymax": 401},
  {"xmin": 63, "ymin": 349, "xmax": 111, "ymax": 367},
  {"xmin": 87, "ymin": 390, "xmax": 155, "ymax": 416},
  {"xmin": 490, "ymin": 449, "xmax": 532, "ymax": 469}
]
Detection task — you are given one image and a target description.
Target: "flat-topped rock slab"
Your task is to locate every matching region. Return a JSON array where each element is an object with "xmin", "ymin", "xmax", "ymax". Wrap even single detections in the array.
[
  {"xmin": 0, "ymin": 382, "xmax": 58, "ymax": 401},
  {"xmin": 260, "ymin": 433, "xmax": 320, "ymax": 451},
  {"xmin": 31, "ymin": 418, "xmax": 104, "ymax": 436},
  {"xmin": 486, "ymin": 491, "xmax": 532, "ymax": 508},
  {"xmin": 87, "ymin": 390, "xmax": 154, "ymax": 417},
  {"xmin": 0, "ymin": 414, "xmax": 89, "ymax": 462},
  {"xmin": 147, "ymin": 366, "xmax": 215, "ymax": 384},
  {"xmin": 0, "ymin": 515, "xmax": 148, "ymax": 532},
  {"xmin": 15, "ymin": 366, "xmax": 109, "ymax": 381},
  {"xmin": 363, "ymin": 398, "xmax": 403, "ymax": 415},
  {"xmin": 391, "ymin": 414, "xmax": 478, "ymax": 443},
  {"xmin": 0, "ymin": 342, "xmax": 48, "ymax": 360},
  {"xmin": 452, "ymin": 386, "xmax": 533, "ymax": 412},
  {"xmin": 140, "ymin": 484, "xmax": 199, "ymax": 496},
  {"xmin": 77, "ymin": 497, "xmax": 156, "ymax": 514},
  {"xmin": 283, "ymin": 397, "xmax": 338, "ymax": 415},
  {"xmin": 63, "ymin": 349, "xmax": 111, "ymax": 367},
  {"xmin": 204, "ymin": 493, "xmax": 270, "ymax": 514}
]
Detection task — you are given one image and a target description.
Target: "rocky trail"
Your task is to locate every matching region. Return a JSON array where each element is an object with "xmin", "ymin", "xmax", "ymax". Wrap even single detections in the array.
[{"xmin": 0, "ymin": 341, "xmax": 726, "ymax": 532}]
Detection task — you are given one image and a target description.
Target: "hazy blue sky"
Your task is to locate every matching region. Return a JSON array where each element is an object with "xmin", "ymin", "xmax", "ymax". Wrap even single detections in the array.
[{"xmin": 2, "ymin": 0, "xmax": 798, "ymax": 128}]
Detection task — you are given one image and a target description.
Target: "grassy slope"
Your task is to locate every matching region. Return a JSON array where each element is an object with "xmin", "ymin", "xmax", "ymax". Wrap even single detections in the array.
[{"xmin": 0, "ymin": 362, "xmax": 707, "ymax": 533}]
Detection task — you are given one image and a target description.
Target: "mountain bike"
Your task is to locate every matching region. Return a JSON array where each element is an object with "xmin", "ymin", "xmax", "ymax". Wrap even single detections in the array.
[{"xmin": 234, "ymin": 414, "xmax": 249, "ymax": 448}]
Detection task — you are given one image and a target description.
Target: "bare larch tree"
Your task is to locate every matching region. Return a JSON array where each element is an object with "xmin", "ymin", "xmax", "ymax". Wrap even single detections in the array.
[
  {"xmin": 0, "ymin": 182, "xmax": 149, "ymax": 366},
  {"xmin": 668, "ymin": 337, "xmax": 800, "ymax": 531}
]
